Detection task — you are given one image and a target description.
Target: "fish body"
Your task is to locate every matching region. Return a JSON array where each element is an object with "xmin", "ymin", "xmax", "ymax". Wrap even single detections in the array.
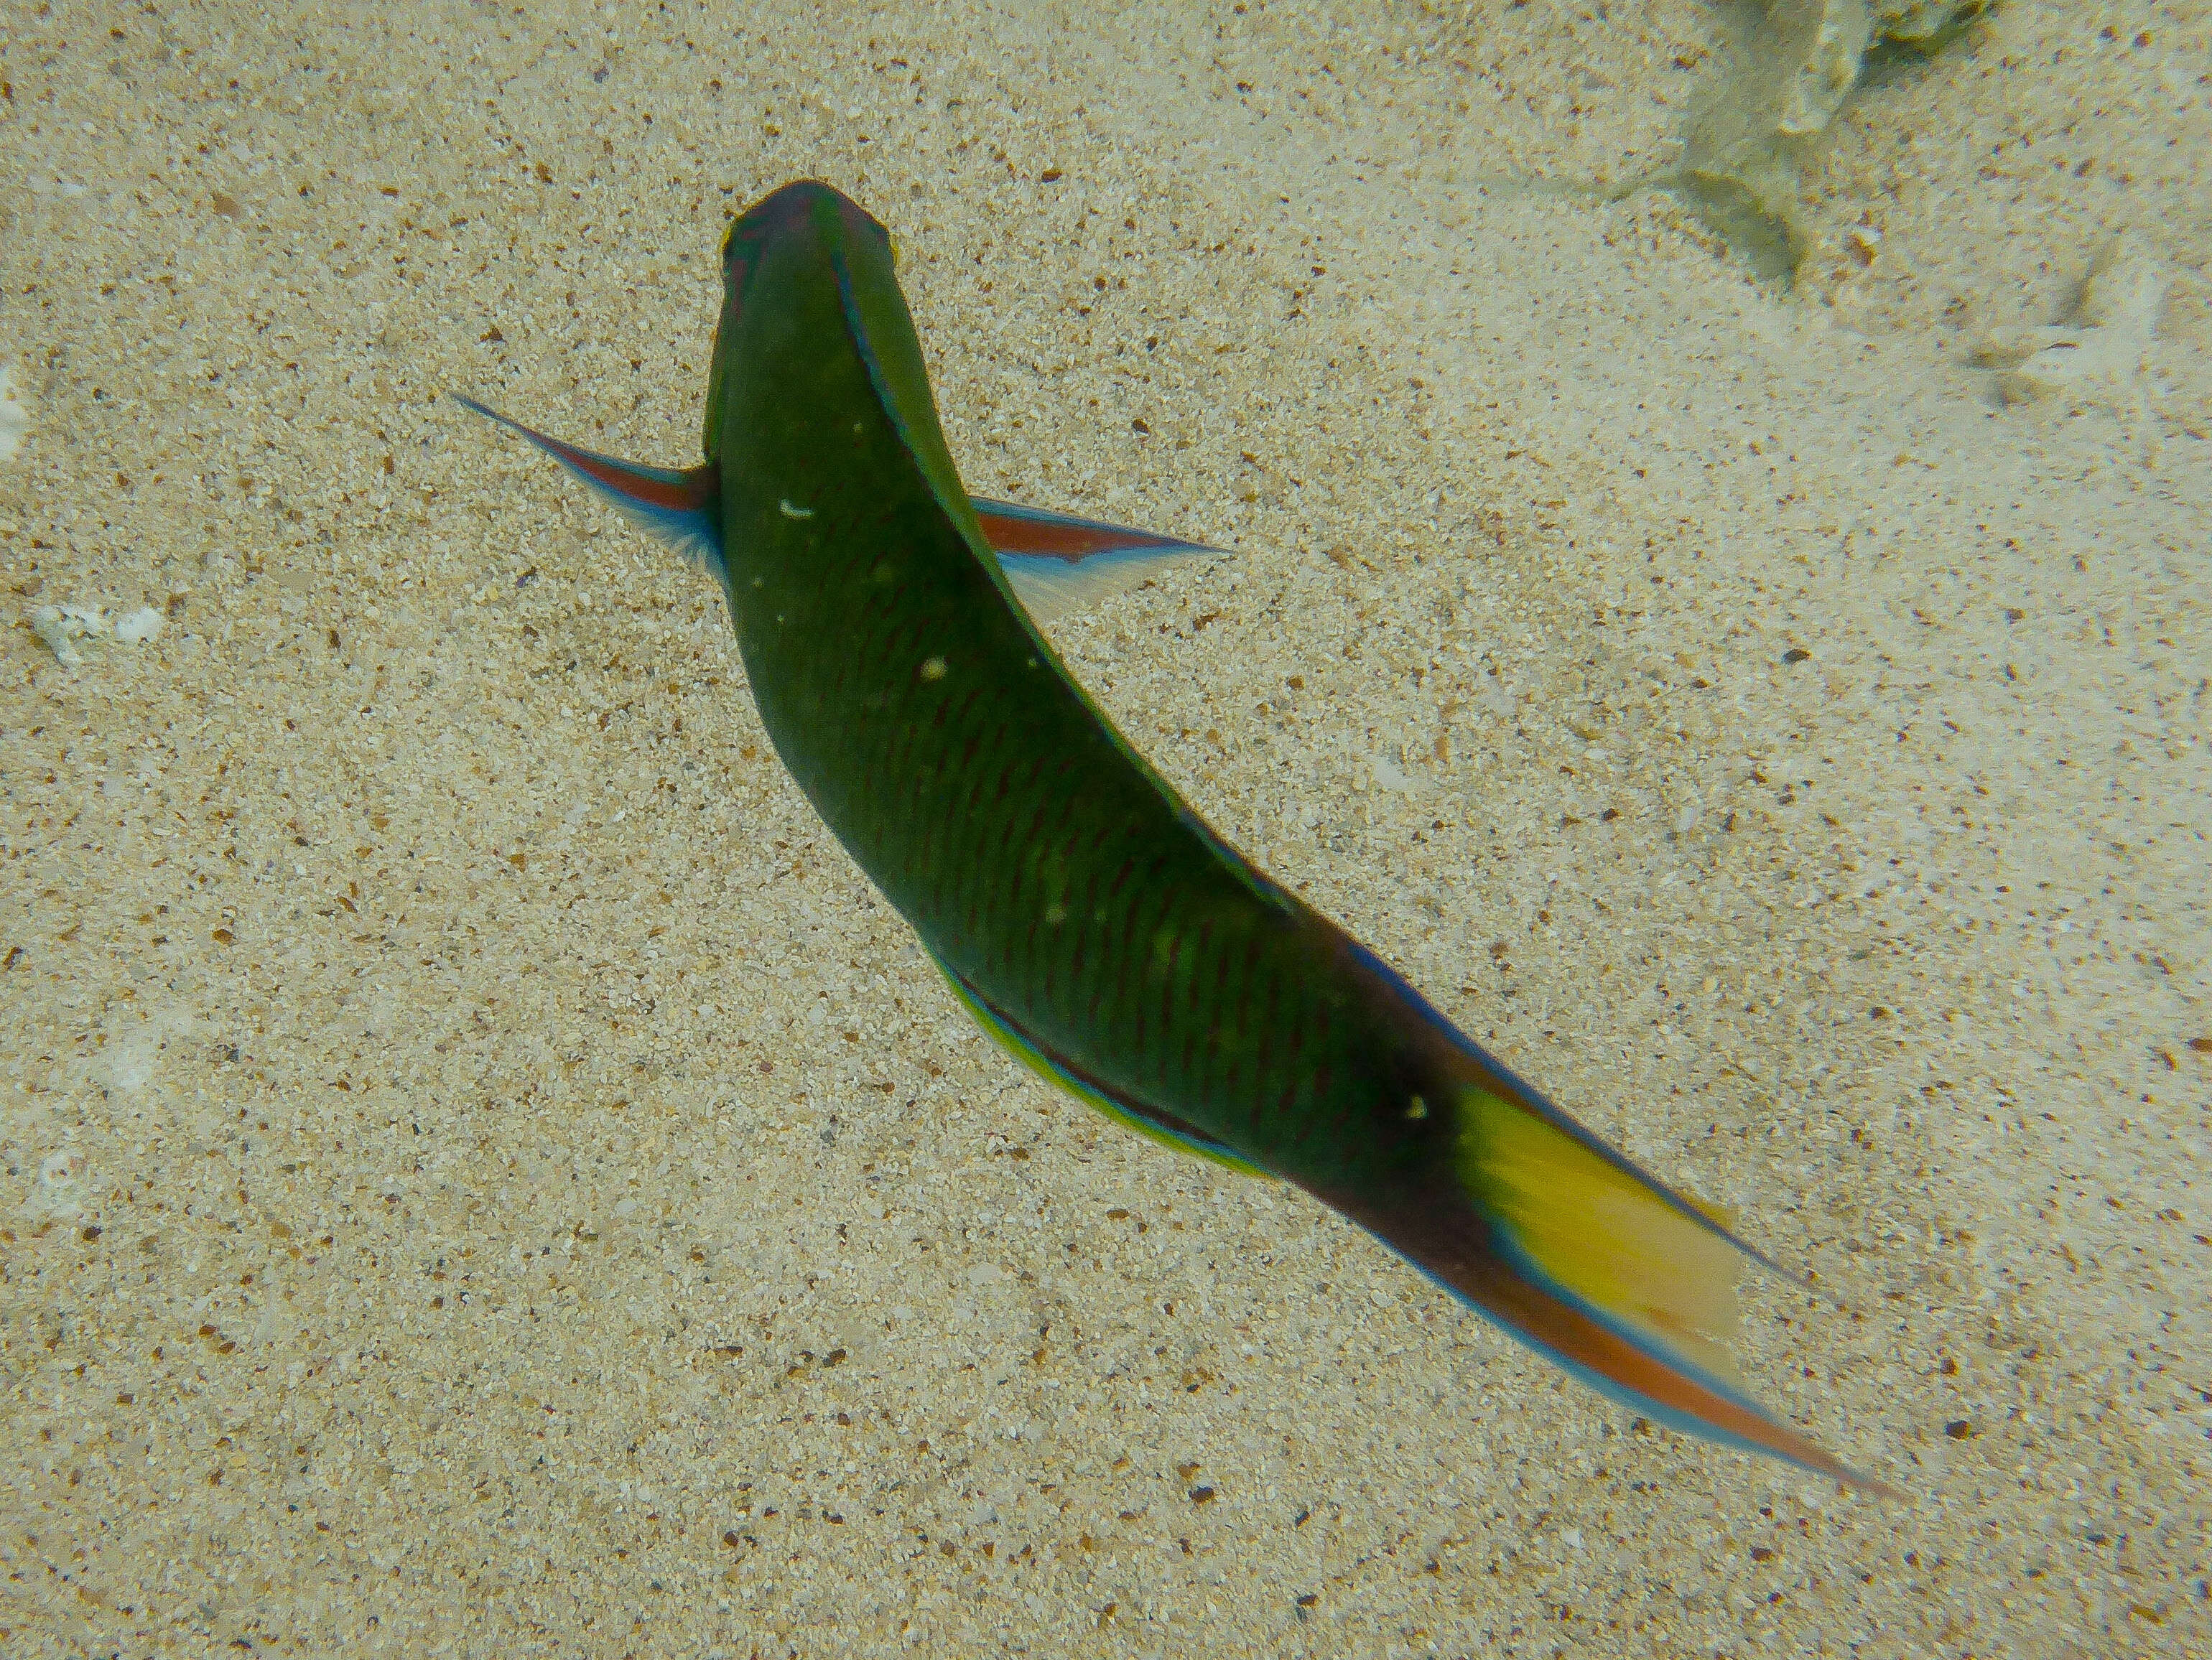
[{"xmin": 460, "ymin": 179, "xmax": 1888, "ymax": 1494}]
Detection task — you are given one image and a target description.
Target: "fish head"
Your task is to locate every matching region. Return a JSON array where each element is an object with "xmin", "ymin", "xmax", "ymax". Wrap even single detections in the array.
[
  {"xmin": 703, "ymin": 179, "xmax": 895, "ymax": 463},
  {"xmin": 700, "ymin": 178, "xmax": 985, "ymax": 566}
]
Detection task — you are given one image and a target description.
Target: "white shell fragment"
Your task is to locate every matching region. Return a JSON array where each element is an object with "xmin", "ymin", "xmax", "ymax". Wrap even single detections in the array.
[
  {"xmin": 30, "ymin": 1148, "xmax": 86, "ymax": 1223},
  {"xmin": 1974, "ymin": 234, "xmax": 2166, "ymax": 405},
  {"xmin": 29, "ymin": 603, "xmax": 111, "ymax": 667},
  {"xmin": 0, "ymin": 365, "xmax": 27, "ymax": 461},
  {"xmin": 28, "ymin": 602, "xmax": 166, "ymax": 666}
]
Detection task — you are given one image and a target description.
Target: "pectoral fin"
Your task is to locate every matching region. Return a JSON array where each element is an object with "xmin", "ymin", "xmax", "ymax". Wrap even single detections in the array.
[
  {"xmin": 455, "ymin": 394, "xmax": 1219, "ymax": 622},
  {"xmin": 453, "ymin": 395, "xmax": 726, "ymax": 577},
  {"xmin": 975, "ymin": 497, "xmax": 1227, "ymax": 622}
]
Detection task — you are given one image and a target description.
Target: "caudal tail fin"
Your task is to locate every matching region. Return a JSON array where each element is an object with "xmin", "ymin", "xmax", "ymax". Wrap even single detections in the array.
[{"xmin": 1449, "ymin": 1081, "xmax": 1896, "ymax": 1495}]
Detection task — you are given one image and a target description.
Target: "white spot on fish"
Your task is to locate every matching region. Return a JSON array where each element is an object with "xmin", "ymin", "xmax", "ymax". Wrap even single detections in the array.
[
  {"xmin": 779, "ymin": 498, "xmax": 814, "ymax": 519},
  {"xmin": 920, "ymin": 656, "xmax": 948, "ymax": 681},
  {"xmin": 1044, "ymin": 903, "xmax": 1066, "ymax": 925},
  {"xmin": 1405, "ymin": 1095, "xmax": 1428, "ymax": 1121}
]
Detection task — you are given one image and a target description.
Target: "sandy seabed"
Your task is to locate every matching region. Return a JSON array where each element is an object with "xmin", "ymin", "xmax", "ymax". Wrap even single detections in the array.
[{"xmin": 1, "ymin": 3, "xmax": 2206, "ymax": 1655}]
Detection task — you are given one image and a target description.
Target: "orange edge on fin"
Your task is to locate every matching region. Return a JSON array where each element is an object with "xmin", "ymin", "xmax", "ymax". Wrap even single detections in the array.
[{"xmin": 1484, "ymin": 1272, "xmax": 1901, "ymax": 1498}]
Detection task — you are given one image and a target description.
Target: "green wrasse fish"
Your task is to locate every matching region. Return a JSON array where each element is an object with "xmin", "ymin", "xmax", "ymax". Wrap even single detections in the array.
[{"xmin": 459, "ymin": 179, "xmax": 1890, "ymax": 1495}]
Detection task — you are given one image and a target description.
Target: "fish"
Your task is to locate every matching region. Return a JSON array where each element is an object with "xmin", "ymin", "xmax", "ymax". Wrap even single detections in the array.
[{"xmin": 457, "ymin": 178, "xmax": 1892, "ymax": 1496}]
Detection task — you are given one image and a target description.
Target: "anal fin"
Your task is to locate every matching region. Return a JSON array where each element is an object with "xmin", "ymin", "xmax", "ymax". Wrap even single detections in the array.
[{"xmin": 929, "ymin": 951, "xmax": 1270, "ymax": 1178}]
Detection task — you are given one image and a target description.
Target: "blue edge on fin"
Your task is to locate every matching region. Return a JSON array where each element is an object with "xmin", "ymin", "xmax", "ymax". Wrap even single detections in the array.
[{"xmin": 452, "ymin": 393, "xmax": 726, "ymax": 577}]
